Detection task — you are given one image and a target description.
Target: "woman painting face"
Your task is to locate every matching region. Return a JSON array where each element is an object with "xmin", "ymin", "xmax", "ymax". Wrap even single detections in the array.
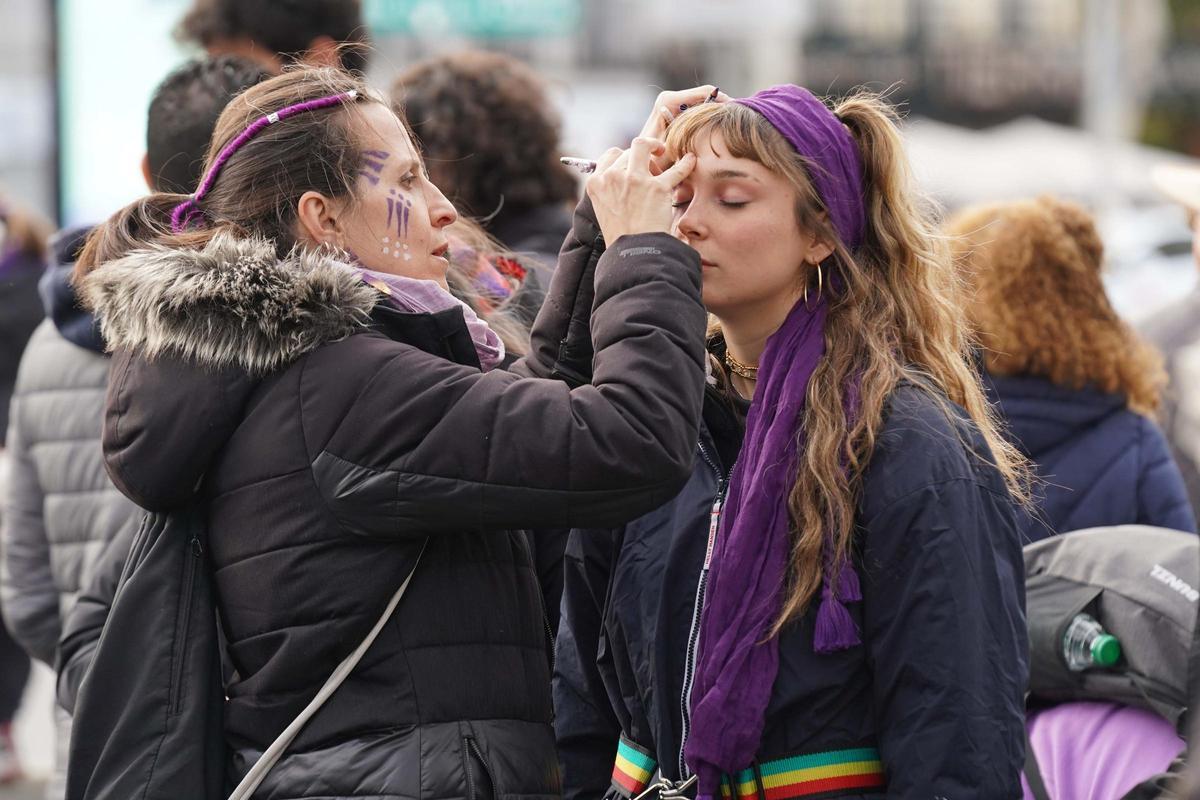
[
  {"xmin": 670, "ymin": 130, "xmax": 831, "ymax": 322},
  {"xmin": 297, "ymin": 103, "xmax": 459, "ymax": 287}
]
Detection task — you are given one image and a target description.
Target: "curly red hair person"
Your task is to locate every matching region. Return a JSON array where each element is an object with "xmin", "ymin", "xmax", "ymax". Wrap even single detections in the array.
[{"xmin": 947, "ymin": 195, "xmax": 1195, "ymax": 538}]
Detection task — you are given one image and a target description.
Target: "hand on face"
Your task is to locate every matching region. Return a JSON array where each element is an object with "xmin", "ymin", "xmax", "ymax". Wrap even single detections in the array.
[
  {"xmin": 638, "ymin": 85, "xmax": 731, "ymax": 175},
  {"xmin": 586, "ymin": 137, "xmax": 696, "ymax": 247}
]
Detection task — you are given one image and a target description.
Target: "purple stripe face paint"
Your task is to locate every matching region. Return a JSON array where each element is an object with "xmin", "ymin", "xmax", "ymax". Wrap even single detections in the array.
[
  {"xmin": 357, "ymin": 150, "xmax": 390, "ymax": 186},
  {"xmin": 382, "ymin": 186, "xmax": 415, "ymax": 261},
  {"xmin": 387, "ymin": 189, "xmax": 412, "ymax": 238}
]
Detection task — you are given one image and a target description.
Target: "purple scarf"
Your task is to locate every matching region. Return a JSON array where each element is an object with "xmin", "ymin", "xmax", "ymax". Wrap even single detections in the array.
[
  {"xmin": 684, "ymin": 85, "xmax": 867, "ymax": 799},
  {"xmin": 356, "ymin": 267, "xmax": 505, "ymax": 371}
]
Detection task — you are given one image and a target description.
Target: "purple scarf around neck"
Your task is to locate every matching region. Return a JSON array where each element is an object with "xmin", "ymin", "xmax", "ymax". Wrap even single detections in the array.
[
  {"xmin": 683, "ymin": 82, "xmax": 867, "ymax": 800},
  {"xmin": 684, "ymin": 296, "xmax": 863, "ymax": 799},
  {"xmin": 356, "ymin": 267, "xmax": 505, "ymax": 371}
]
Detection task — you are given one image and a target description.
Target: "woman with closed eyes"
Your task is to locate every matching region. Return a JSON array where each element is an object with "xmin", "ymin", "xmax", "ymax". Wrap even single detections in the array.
[{"xmin": 554, "ymin": 85, "xmax": 1031, "ymax": 800}]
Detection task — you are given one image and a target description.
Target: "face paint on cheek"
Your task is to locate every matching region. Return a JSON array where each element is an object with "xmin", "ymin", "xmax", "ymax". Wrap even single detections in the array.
[{"xmin": 382, "ymin": 189, "xmax": 416, "ymax": 261}]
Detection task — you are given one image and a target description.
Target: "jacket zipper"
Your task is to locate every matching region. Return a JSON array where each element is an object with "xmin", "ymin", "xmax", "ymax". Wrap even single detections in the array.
[
  {"xmin": 464, "ymin": 736, "xmax": 496, "ymax": 800},
  {"xmin": 169, "ymin": 533, "xmax": 203, "ymax": 715},
  {"xmin": 534, "ymin": 567, "xmax": 556, "ymax": 675},
  {"xmin": 677, "ymin": 440, "xmax": 732, "ymax": 779}
]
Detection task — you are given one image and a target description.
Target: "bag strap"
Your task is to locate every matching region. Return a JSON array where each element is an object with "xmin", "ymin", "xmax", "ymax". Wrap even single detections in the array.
[
  {"xmin": 227, "ymin": 542, "xmax": 427, "ymax": 800},
  {"xmin": 1023, "ymin": 727, "xmax": 1052, "ymax": 800}
]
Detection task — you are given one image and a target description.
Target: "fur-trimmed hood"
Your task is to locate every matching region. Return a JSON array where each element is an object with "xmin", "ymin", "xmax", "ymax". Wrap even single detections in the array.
[{"xmin": 80, "ymin": 233, "xmax": 379, "ymax": 376}]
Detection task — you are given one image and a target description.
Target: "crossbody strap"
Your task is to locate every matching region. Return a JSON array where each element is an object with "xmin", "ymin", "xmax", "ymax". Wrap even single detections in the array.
[
  {"xmin": 228, "ymin": 541, "xmax": 427, "ymax": 800},
  {"xmin": 1023, "ymin": 728, "xmax": 1052, "ymax": 800}
]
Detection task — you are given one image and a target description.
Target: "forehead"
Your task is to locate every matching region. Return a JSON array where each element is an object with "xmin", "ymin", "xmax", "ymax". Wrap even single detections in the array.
[
  {"xmin": 684, "ymin": 130, "xmax": 772, "ymax": 180},
  {"xmin": 354, "ymin": 103, "xmax": 419, "ymax": 161}
]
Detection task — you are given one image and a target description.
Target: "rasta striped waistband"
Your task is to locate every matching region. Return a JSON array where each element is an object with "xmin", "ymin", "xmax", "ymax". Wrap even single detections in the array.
[
  {"xmin": 719, "ymin": 747, "xmax": 885, "ymax": 799},
  {"xmin": 611, "ymin": 734, "xmax": 657, "ymax": 797},
  {"xmin": 610, "ymin": 737, "xmax": 884, "ymax": 800}
]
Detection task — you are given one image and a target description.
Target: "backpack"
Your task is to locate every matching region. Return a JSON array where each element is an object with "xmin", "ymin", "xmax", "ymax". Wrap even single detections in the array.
[
  {"xmin": 63, "ymin": 505, "xmax": 225, "ymax": 800},
  {"xmin": 60, "ymin": 504, "xmax": 426, "ymax": 800},
  {"xmin": 1023, "ymin": 525, "xmax": 1198, "ymax": 800}
]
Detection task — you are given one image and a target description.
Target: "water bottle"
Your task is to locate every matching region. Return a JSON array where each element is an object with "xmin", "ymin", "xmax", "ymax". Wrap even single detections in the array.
[{"xmin": 1062, "ymin": 613, "xmax": 1121, "ymax": 672}]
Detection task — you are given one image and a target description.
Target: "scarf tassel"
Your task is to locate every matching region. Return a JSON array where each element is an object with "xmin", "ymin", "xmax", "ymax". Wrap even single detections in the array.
[{"xmin": 813, "ymin": 561, "xmax": 862, "ymax": 654}]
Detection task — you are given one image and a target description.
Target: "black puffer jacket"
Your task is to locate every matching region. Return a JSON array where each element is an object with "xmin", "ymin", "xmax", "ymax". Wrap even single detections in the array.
[
  {"xmin": 77, "ymin": 200, "xmax": 706, "ymax": 799},
  {"xmin": 555, "ymin": 375, "xmax": 1029, "ymax": 800}
]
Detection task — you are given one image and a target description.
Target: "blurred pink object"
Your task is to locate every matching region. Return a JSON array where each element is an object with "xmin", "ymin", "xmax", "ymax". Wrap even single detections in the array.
[{"xmin": 1022, "ymin": 701, "xmax": 1184, "ymax": 800}]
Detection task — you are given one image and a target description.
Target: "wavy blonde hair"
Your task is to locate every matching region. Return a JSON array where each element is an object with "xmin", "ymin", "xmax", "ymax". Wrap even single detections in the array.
[
  {"xmin": 665, "ymin": 94, "xmax": 1029, "ymax": 630},
  {"xmin": 945, "ymin": 196, "xmax": 1164, "ymax": 415}
]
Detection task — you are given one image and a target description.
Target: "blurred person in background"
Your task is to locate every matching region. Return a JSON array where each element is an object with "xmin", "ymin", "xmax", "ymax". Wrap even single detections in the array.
[
  {"xmin": 1143, "ymin": 165, "xmax": 1200, "ymax": 520},
  {"xmin": 1, "ymin": 54, "xmax": 269, "ymax": 800},
  {"xmin": 947, "ymin": 196, "xmax": 1196, "ymax": 541},
  {"xmin": 0, "ymin": 195, "xmax": 51, "ymax": 783},
  {"xmin": 392, "ymin": 50, "xmax": 579, "ymax": 292},
  {"xmin": 555, "ymin": 84, "xmax": 1030, "ymax": 800},
  {"xmin": 176, "ymin": 0, "xmax": 370, "ymax": 74}
]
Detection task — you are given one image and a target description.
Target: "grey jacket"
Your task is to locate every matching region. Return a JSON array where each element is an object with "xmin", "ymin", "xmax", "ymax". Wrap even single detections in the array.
[
  {"xmin": 1142, "ymin": 289, "xmax": 1200, "ymax": 518},
  {"xmin": 2, "ymin": 304, "xmax": 140, "ymax": 666}
]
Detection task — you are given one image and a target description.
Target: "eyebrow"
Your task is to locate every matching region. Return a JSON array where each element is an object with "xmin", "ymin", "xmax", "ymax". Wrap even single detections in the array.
[{"xmin": 707, "ymin": 169, "xmax": 759, "ymax": 182}]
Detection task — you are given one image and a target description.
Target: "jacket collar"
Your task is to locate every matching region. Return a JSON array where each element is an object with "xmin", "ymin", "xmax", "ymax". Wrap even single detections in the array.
[{"xmin": 80, "ymin": 233, "xmax": 379, "ymax": 376}]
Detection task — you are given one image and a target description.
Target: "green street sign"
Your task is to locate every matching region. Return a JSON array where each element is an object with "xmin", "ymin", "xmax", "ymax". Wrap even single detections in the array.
[{"xmin": 366, "ymin": 0, "xmax": 581, "ymax": 38}]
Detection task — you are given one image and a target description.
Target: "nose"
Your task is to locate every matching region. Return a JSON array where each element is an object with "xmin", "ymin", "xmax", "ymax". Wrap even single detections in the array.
[
  {"xmin": 673, "ymin": 203, "xmax": 705, "ymax": 244},
  {"xmin": 426, "ymin": 182, "xmax": 458, "ymax": 229}
]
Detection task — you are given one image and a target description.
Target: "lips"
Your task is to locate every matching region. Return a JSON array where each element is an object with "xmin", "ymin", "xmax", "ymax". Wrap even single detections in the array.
[
  {"xmin": 431, "ymin": 243, "xmax": 450, "ymax": 259},
  {"xmin": 700, "ymin": 258, "xmax": 717, "ymax": 267}
]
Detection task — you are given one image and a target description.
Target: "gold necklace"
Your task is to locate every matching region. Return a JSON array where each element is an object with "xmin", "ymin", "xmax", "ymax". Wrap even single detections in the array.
[{"xmin": 725, "ymin": 351, "xmax": 758, "ymax": 380}]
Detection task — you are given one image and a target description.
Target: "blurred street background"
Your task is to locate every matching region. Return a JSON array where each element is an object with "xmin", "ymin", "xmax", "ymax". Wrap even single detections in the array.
[{"xmin": 2, "ymin": 0, "xmax": 1200, "ymax": 795}]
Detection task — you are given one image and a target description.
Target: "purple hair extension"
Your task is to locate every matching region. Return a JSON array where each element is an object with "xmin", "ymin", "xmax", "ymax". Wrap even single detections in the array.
[{"xmin": 170, "ymin": 89, "xmax": 360, "ymax": 233}]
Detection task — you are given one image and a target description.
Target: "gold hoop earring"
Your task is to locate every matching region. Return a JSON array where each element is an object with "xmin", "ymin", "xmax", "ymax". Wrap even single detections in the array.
[{"xmin": 804, "ymin": 261, "xmax": 823, "ymax": 306}]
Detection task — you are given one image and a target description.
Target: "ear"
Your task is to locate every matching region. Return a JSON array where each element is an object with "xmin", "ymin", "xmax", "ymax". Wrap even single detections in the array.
[
  {"xmin": 804, "ymin": 231, "xmax": 835, "ymax": 266},
  {"xmin": 304, "ymin": 36, "xmax": 342, "ymax": 69},
  {"xmin": 295, "ymin": 191, "xmax": 345, "ymax": 248},
  {"xmin": 141, "ymin": 154, "xmax": 154, "ymax": 192}
]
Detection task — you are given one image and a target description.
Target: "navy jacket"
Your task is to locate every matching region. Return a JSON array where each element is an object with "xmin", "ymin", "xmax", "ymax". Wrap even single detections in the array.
[
  {"xmin": 554, "ymin": 380, "xmax": 1029, "ymax": 800},
  {"xmin": 985, "ymin": 374, "xmax": 1196, "ymax": 541}
]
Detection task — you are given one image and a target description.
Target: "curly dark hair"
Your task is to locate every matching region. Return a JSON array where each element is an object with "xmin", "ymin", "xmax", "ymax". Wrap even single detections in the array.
[
  {"xmin": 177, "ymin": 0, "xmax": 369, "ymax": 73},
  {"xmin": 390, "ymin": 50, "xmax": 578, "ymax": 220}
]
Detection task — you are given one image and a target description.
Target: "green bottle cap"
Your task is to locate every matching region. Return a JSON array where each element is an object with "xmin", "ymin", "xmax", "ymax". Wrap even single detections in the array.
[{"xmin": 1090, "ymin": 634, "xmax": 1121, "ymax": 667}]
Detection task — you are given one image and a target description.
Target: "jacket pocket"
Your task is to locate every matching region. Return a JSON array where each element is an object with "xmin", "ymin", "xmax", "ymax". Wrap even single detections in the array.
[{"xmin": 463, "ymin": 736, "xmax": 496, "ymax": 800}]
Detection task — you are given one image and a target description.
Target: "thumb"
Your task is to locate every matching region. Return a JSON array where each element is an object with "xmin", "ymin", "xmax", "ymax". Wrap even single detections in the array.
[{"xmin": 657, "ymin": 152, "xmax": 697, "ymax": 186}]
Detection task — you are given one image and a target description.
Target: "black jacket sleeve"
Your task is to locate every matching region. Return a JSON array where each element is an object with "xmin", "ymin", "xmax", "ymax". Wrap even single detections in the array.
[
  {"xmin": 309, "ymin": 231, "xmax": 707, "ymax": 537},
  {"xmin": 514, "ymin": 195, "xmax": 604, "ymax": 386},
  {"xmin": 554, "ymin": 529, "xmax": 622, "ymax": 800},
  {"xmin": 861, "ymin": 476, "xmax": 1028, "ymax": 799}
]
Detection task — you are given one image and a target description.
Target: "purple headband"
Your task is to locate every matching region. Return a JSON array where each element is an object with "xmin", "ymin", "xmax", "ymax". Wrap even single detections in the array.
[
  {"xmin": 734, "ymin": 85, "xmax": 865, "ymax": 250},
  {"xmin": 170, "ymin": 89, "xmax": 360, "ymax": 233}
]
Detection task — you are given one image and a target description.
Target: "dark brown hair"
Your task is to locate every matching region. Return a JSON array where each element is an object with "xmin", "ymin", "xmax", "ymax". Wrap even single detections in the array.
[
  {"xmin": 390, "ymin": 50, "xmax": 577, "ymax": 221},
  {"xmin": 77, "ymin": 67, "xmax": 376, "ymax": 275},
  {"xmin": 177, "ymin": 0, "xmax": 370, "ymax": 73},
  {"xmin": 947, "ymin": 195, "xmax": 1166, "ymax": 415},
  {"xmin": 146, "ymin": 55, "xmax": 272, "ymax": 195}
]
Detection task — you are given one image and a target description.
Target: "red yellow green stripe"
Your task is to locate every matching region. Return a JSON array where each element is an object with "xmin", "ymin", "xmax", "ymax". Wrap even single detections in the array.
[
  {"xmin": 611, "ymin": 736, "xmax": 658, "ymax": 797},
  {"xmin": 718, "ymin": 748, "xmax": 884, "ymax": 799}
]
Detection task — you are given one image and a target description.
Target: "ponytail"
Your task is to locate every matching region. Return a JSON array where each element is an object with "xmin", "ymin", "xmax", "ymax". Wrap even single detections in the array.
[{"xmin": 74, "ymin": 193, "xmax": 234, "ymax": 287}]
